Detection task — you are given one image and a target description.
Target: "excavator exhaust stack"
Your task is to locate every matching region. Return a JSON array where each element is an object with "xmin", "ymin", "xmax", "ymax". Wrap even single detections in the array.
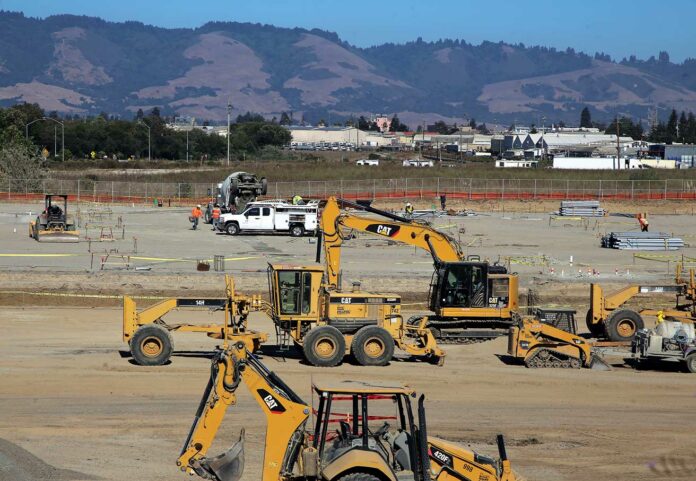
[{"xmin": 196, "ymin": 429, "xmax": 245, "ymax": 481}]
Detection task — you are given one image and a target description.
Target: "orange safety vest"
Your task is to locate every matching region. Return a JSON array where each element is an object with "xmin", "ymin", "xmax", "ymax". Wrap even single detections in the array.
[
  {"xmin": 212, "ymin": 207, "xmax": 221, "ymax": 219},
  {"xmin": 191, "ymin": 207, "xmax": 203, "ymax": 218}
]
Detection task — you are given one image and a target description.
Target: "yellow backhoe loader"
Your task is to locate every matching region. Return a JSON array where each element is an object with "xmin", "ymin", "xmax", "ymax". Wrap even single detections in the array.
[
  {"xmin": 319, "ymin": 197, "xmax": 519, "ymax": 344},
  {"xmin": 177, "ymin": 341, "xmax": 518, "ymax": 481},
  {"xmin": 29, "ymin": 194, "xmax": 79, "ymax": 242},
  {"xmin": 508, "ymin": 309, "xmax": 611, "ymax": 370},
  {"xmin": 586, "ymin": 265, "xmax": 696, "ymax": 341}
]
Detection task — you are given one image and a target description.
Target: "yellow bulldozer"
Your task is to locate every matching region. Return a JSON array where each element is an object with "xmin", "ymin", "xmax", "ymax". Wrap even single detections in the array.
[
  {"xmin": 177, "ymin": 341, "xmax": 518, "ymax": 481},
  {"xmin": 29, "ymin": 194, "xmax": 79, "ymax": 242}
]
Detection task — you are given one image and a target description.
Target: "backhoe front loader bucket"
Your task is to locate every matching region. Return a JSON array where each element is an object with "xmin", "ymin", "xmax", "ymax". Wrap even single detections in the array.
[
  {"xmin": 589, "ymin": 353, "xmax": 612, "ymax": 371},
  {"xmin": 196, "ymin": 429, "xmax": 245, "ymax": 481}
]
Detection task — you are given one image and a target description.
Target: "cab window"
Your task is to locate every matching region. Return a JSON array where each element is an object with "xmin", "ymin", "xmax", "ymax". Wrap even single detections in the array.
[
  {"xmin": 245, "ymin": 207, "xmax": 260, "ymax": 216},
  {"xmin": 262, "ymin": 207, "xmax": 271, "ymax": 216},
  {"xmin": 278, "ymin": 271, "xmax": 312, "ymax": 315}
]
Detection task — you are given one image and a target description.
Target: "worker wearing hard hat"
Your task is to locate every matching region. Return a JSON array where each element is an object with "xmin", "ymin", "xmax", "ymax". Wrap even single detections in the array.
[
  {"xmin": 211, "ymin": 204, "xmax": 221, "ymax": 231},
  {"xmin": 190, "ymin": 204, "xmax": 203, "ymax": 230},
  {"xmin": 405, "ymin": 202, "xmax": 414, "ymax": 218},
  {"xmin": 292, "ymin": 195, "xmax": 305, "ymax": 205}
]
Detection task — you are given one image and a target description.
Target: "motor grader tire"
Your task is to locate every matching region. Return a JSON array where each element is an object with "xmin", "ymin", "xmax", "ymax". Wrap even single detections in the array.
[
  {"xmin": 685, "ymin": 353, "xmax": 696, "ymax": 373},
  {"xmin": 585, "ymin": 309, "xmax": 603, "ymax": 337},
  {"xmin": 303, "ymin": 326, "xmax": 345, "ymax": 367},
  {"xmin": 351, "ymin": 326, "xmax": 395, "ymax": 367},
  {"xmin": 604, "ymin": 309, "xmax": 643, "ymax": 342},
  {"xmin": 336, "ymin": 474, "xmax": 380, "ymax": 481},
  {"xmin": 131, "ymin": 324, "xmax": 174, "ymax": 366}
]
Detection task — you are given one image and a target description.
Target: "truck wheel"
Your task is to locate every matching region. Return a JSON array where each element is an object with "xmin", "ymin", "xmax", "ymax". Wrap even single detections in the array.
[
  {"xmin": 303, "ymin": 326, "xmax": 345, "ymax": 367},
  {"xmin": 226, "ymin": 222, "xmax": 240, "ymax": 235},
  {"xmin": 585, "ymin": 309, "xmax": 603, "ymax": 337},
  {"xmin": 351, "ymin": 326, "xmax": 395, "ymax": 366},
  {"xmin": 685, "ymin": 353, "xmax": 696, "ymax": 373},
  {"xmin": 131, "ymin": 324, "xmax": 174, "ymax": 366},
  {"xmin": 604, "ymin": 309, "xmax": 643, "ymax": 342},
  {"xmin": 260, "ymin": 177, "xmax": 268, "ymax": 195},
  {"xmin": 290, "ymin": 224, "xmax": 304, "ymax": 237}
]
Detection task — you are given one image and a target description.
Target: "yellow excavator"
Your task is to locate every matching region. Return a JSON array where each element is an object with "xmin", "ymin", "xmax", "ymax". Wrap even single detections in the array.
[
  {"xmin": 508, "ymin": 309, "xmax": 611, "ymax": 370},
  {"xmin": 177, "ymin": 341, "xmax": 518, "ymax": 481},
  {"xmin": 319, "ymin": 197, "xmax": 519, "ymax": 344},
  {"xmin": 586, "ymin": 265, "xmax": 696, "ymax": 341}
]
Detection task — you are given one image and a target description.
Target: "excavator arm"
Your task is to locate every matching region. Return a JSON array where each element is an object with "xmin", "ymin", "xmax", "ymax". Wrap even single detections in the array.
[
  {"xmin": 320, "ymin": 197, "xmax": 463, "ymax": 289},
  {"xmin": 177, "ymin": 343, "xmax": 310, "ymax": 481}
]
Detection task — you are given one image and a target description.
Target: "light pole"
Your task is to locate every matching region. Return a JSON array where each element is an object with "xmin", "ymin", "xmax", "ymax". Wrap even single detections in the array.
[
  {"xmin": 138, "ymin": 119, "xmax": 151, "ymax": 162},
  {"xmin": 25, "ymin": 117, "xmax": 65, "ymax": 162},
  {"xmin": 227, "ymin": 98, "xmax": 232, "ymax": 166},
  {"xmin": 186, "ymin": 129, "xmax": 189, "ymax": 162}
]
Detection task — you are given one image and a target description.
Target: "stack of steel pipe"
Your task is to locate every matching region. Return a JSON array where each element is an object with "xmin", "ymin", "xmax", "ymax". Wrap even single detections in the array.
[
  {"xmin": 559, "ymin": 200, "xmax": 606, "ymax": 217},
  {"xmin": 601, "ymin": 231, "xmax": 684, "ymax": 250}
]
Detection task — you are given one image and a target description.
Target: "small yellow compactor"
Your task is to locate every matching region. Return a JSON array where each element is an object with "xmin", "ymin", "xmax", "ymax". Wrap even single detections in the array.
[
  {"xmin": 177, "ymin": 342, "xmax": 518, "ymax": 481},
  {"xmin": 29, "ymin": 194, "xmax": 79, "ymax": 242}
]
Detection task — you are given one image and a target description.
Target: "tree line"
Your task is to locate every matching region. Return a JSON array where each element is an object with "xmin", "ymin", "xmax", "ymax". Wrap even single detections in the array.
[{"xmin": 0, "ymin": 103, "xmax": 291, "ymax": 163}]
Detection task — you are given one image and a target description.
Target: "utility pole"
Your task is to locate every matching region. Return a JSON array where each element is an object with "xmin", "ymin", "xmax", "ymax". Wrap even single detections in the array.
[
  {"xmin": 227, "ymin": 98, "xmax": 232, "ymax": 166},
  {"xmin": 616, "ymin": 116, "xmax": 621, "ymax": 170}
]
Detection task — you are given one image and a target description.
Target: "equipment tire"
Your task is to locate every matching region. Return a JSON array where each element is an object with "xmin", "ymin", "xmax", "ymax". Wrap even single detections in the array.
[
  {"xmin": 303, "ymin": 326, "xmax": 345, "ymax": 367},
  {"xmin": 585, "ymin": 309, "xmax": 603, "ymax": 337},
  {"xmin": 604, "ymin": 309, "xmax": 643, "ymax": 342},
  {"xmin": 336, "ymin": 474, "xmax": 380, "ymax": 481},
  {"xmin": 290, "ymin": 224, "xmax": 304, "ymax": 237},
  {"xmin": 685, "ymin": 353, "xmax": 696, "ymax": 373},
  {"xmin": 131, "ymin": 324, "xmax": 173, "ymax": 366},
  {"xmin": 226, "ymin": 222, "xmax": 240, "ymax": 235},
  {"xmin": 351, "ymin": 326, "xmax": 395, "ymax": 366}
]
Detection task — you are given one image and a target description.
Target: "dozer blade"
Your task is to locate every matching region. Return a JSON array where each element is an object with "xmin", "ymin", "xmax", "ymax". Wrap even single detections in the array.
[
  {"xmin": 36, "ymin": 230, "xmax": 80, "ymax": 243},
  {"xmin": 197, "ymin": 429, "xmax": 245, "ymax": 481},
  {"xmin": 589, "ymin": 353, "xmax": 612, "ymax": 371}
]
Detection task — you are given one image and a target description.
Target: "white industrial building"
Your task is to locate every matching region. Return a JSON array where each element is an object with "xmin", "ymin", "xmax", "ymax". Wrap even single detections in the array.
[{"xmin": 552, "ymin": 156, "xmax": 677, "ymax": 170}]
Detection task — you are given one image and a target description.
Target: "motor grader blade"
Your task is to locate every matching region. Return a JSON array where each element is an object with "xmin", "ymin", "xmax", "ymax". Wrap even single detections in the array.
[{"xmin": 194, "ymin": 429, "xmax": 244, "ymax": 481}]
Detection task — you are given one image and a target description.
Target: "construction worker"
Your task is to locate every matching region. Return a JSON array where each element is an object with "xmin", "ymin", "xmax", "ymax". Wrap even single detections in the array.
[
  {"xmin": 405, "ymin": 202, "xmax": 414, "ymax": 218},
  {"xmin": 292, "ymin": 194, "xmax": 305, "ymax": 205},
  {"xmin": 656, "ymin": 310, "xmax": 665, "ymax": 325},
  {"xmin": 638, "ymin": 213, "xmax": 649, "ymax": 232},
  {"xmin": 191, "ymin": 204, "xmax": 203, "ymax": 230},
  {"xmin": 440, "ymin": 194, "xmax": 447, "ymax": 211},
  {"xmin": 211, "ymin": 204, "xmax": 221, "ymax": 231}
]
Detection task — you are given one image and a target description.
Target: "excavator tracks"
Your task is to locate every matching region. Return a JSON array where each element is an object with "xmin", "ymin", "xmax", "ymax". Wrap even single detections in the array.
[
  {"xmin": 406, "ymin": 316, "xmax": 508, "ymax": 345},
  {"xmin": 524, "ymin": 348, "xmax": 582, "ymax": 369}
]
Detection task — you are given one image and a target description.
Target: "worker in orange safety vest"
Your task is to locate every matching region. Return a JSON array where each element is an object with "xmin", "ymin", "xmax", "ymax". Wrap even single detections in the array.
[
  {"xmin": 191, "ymin": 205, "xmax": 203, "ymax": 230},
  {"xmin": 211, "ymin": 204, "xmax": 221, "ymax": 231}
]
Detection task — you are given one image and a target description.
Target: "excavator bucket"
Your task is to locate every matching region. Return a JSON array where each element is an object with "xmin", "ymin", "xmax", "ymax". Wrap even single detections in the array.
[
  {"xmin": 589, "ymin": 353, "xmax": 612, "ymax": 371},
  {"xmin": 199, "ymin": 429, "xmax": 245, "ymax": 481}
]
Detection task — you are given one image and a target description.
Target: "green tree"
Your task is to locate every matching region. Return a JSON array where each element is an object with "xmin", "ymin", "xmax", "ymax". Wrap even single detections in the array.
[
  {"xmin": 279, "ymin": 112, "xmax": 292, "ymax": 125},
  {"xmin": 678, "ymin": 111, "xmax": 688, "ymax": 143},
  {"xmin": 666, "ymin": 109, "xmax": 678, "ymax": 144},
  {"xmin": 580, "ymin": 107, "xmax": 592, "ymax": 128}
]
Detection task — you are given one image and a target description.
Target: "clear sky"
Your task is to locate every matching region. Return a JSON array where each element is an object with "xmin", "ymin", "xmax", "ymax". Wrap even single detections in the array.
[{"xmin": 2, "ymin": 0, "xmax": 693, "ymax": 62}]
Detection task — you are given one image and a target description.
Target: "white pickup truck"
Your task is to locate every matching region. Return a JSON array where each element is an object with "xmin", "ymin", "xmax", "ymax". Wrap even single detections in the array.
[{"xmin": 216, "ymin": 200, "xmax": 318, "ymax": 237}]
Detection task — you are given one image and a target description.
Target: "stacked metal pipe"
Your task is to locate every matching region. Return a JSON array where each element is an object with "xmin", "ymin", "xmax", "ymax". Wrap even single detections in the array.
[
  {"xmin": 601, "ymin": 232, "xmax": 684, "ymax": 250},
  {"xmin": 559, "ymin": 200, "xmax": 606, "ymax": 217}
]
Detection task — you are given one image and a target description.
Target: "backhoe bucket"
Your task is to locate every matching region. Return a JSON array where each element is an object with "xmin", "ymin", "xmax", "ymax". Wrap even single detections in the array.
[
  {"xmin": 589, "ymin": 353, "xmax": 612, "ymax": 371},
  {"xmin": 198, "ymin": 429, "xmax": 245, "ymax": 481}
]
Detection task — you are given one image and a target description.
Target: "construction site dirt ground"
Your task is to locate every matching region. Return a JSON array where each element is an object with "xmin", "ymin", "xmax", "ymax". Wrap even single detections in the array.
[{"xmin": 1, "ymin": 200, "xmax": 696, "ymax": 481}]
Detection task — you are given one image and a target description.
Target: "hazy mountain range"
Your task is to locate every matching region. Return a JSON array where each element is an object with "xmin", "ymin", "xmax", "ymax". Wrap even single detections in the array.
[{"xmin": 1, "ymin": 11, "xmax": 696, "ymax": 126}]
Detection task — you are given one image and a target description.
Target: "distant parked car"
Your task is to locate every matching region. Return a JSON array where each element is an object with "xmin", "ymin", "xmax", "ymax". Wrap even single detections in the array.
[
  {"xmin": 356, "ymin": 159, "xmax": 379, "ymax": 166},
  {"xmin": 402, "ymin": 159, "xmax": 434, "ymax": 167}
]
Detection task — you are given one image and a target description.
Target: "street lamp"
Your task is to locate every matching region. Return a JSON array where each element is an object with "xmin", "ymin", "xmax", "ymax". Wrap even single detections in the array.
[
  {"xmin": 25, "ymin": 117, "xmax": 65, "ymax": 162},
  {"xmin": 227, "ymin": 98, "xmax": 232, "ymax": 166},
  {"xmin": 138, "ymin": 119, "xmax": 151, "ymax": 162}
]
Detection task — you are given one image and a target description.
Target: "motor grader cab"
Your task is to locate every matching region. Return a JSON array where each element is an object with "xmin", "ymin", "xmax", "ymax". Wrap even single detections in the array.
[
  {"xmin": 508, "ymin": 309, "xmax": 611, "ymax": 370},
  {"xmin": 267, "ymin": 263, "xmax": 443, "ymax": 367},
  {"xmin": 320, "ymin": 197, "xmax": 518, "ymax": 343},
  {"xmin": 29, "ymin": 194, "xmax": 79, "ymax": 242},
  {"xmin": 177, "ymin": 342, "xmax": 517, "ymax": 481}
]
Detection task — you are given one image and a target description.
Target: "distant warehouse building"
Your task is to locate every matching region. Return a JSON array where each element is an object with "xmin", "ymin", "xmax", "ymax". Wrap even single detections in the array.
[{"xmin": 648, "ymin": 144, "xmax": 696, "ymax": 168}]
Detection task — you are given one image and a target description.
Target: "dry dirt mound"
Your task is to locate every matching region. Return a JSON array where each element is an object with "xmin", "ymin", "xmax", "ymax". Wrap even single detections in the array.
[{"xmin": 0, "ymin": 438, "xmax": 97, "ymax": 481}]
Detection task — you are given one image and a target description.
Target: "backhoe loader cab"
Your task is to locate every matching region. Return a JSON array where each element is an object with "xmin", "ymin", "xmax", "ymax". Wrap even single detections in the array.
[
  {"xmin": 267, "ymin": 263, "xmax": 442, "ymax": 367},
  {"xmin": 178, "ymin": 344, "xmax": 516, "ymax": 481}
]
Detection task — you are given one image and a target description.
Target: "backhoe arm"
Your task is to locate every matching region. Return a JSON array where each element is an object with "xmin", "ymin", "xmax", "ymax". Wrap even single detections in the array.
[
  {"xmin": 177, "ymin": 343, "xmax": 310, "ymax": 481},
  {"xmin": 321, "ymin": 197, "xmax": 462, "ymax": 289}
]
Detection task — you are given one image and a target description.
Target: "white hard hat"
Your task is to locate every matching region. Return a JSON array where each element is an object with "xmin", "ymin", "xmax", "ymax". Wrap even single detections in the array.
[
  {"xmin": 406, "ymin": 202, "xmax": 412, "ymax": 206},
  {"xmin": 197, "ymin": 204, "xmax": 201, "ymax": 208}
]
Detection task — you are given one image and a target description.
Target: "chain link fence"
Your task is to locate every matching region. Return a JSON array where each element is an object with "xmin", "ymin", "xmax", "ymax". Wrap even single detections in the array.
[{"xmin": 2, "ymin": 177, "xmax": 696, "ymax": 204}]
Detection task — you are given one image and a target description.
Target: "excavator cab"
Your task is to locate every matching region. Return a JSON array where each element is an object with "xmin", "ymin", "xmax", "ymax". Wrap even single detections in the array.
[{"xmin": 429, "ymin": 262, "xmax": 516, "ymax": 313}]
